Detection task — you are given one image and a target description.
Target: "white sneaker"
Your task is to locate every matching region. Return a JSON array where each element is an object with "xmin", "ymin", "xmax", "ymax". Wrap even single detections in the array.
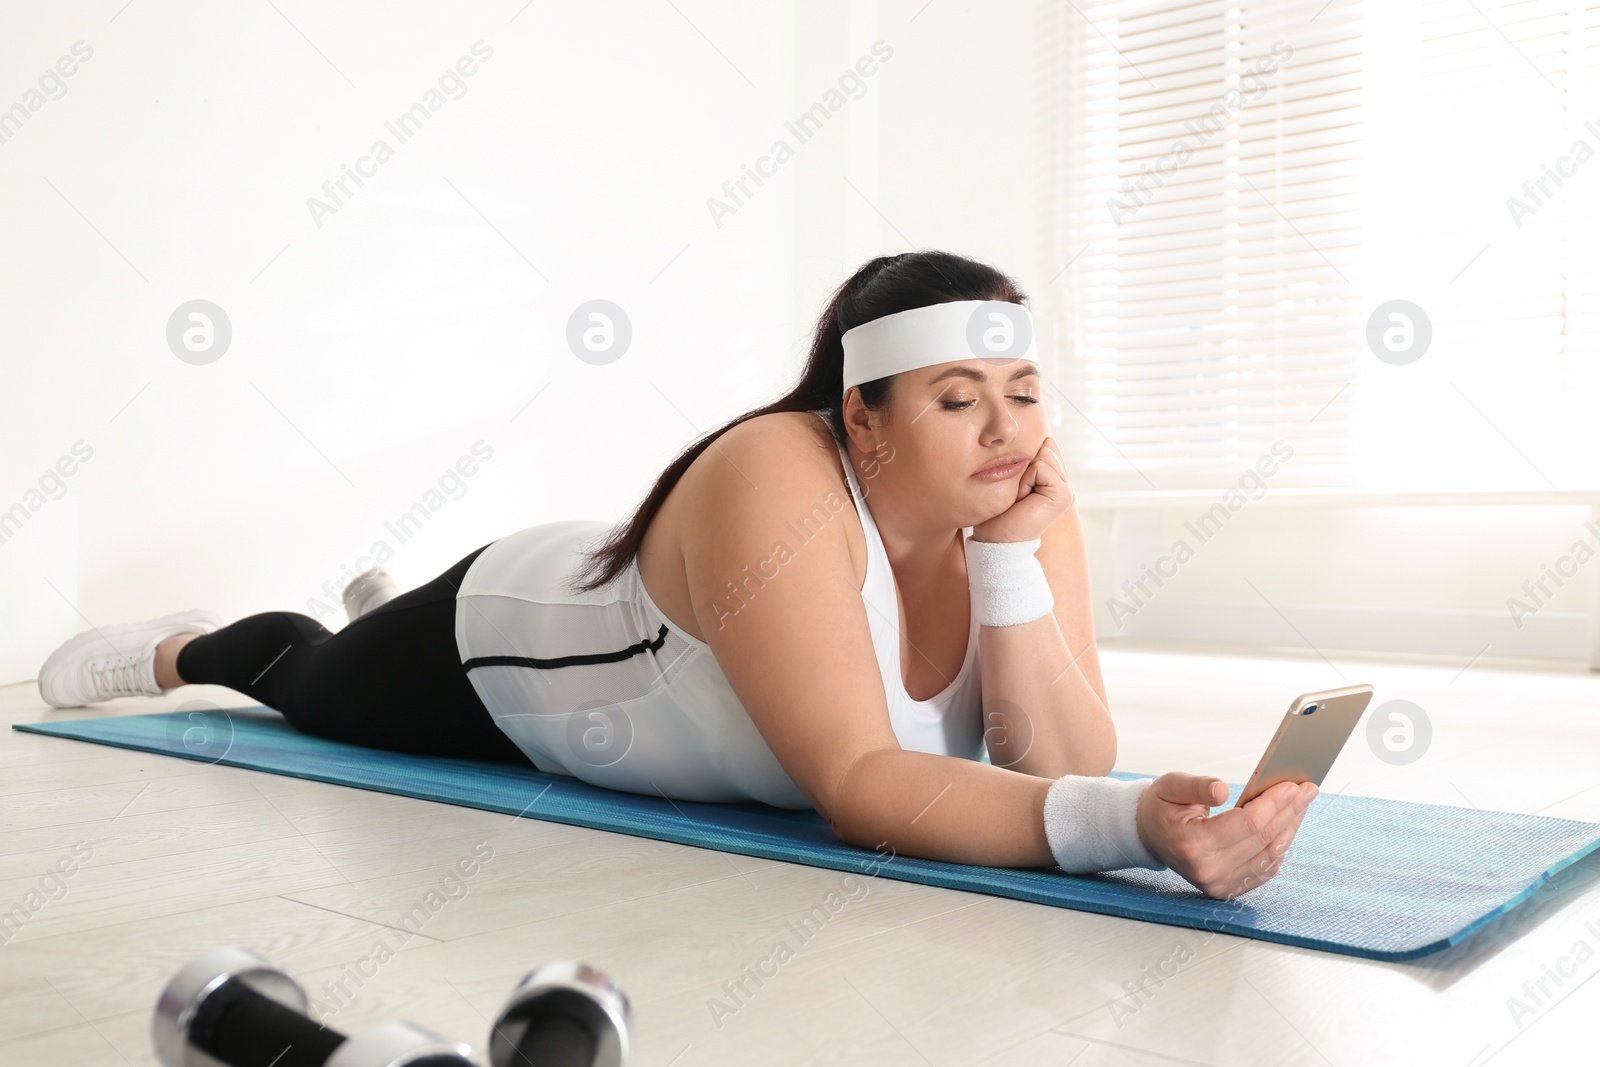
[
  {"xmin": 37, "ymin": 609, "xmax": 224, "ymax": 708},
  {"xmin": 343, "ymin": 566, "xmax": 400, "ymax": 621}
]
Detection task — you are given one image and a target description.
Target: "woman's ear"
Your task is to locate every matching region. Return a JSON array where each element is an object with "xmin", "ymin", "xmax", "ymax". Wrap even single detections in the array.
[{"xmin": 840, "ymin": 387, "xmax": 871, "ymax": 449}]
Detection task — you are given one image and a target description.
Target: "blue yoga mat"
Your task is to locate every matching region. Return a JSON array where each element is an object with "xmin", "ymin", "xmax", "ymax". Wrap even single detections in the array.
[{"xmin": 16, "ymin": 706, "xmax": 1600, "ymax": 962}]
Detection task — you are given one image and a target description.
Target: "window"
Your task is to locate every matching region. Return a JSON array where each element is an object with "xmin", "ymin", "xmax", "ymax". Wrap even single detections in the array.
[{"xmin": 1045, "ymin": 0, "xmax": 1600, "ymax": 490}]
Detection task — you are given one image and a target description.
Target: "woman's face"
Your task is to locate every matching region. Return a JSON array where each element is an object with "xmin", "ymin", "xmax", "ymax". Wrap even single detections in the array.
[{"xmin": 851, "ymin": 357, "xmax": 1047, "ymax": 531}]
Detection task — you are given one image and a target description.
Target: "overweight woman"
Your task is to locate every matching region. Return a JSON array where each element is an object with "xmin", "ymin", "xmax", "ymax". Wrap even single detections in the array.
[{"xmin": 38, "ymin": 250, "xmax": 1314, "ymax": 900}]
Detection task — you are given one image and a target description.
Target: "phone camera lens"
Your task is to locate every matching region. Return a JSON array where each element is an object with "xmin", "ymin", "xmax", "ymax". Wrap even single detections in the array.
[{"xmin": 1302, "ymin": 704, "xmax": 1319, "ymax": 715}]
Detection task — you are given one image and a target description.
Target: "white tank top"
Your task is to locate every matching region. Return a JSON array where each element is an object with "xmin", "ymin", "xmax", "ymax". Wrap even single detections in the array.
[{"xmin": 452, "ymin": 413, "xmax": 985, "ymax": 809}]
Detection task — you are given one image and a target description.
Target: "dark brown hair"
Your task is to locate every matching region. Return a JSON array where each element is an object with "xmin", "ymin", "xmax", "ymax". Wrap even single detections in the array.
[{"xmin": 568, "ymin": 249, "xmax": 1029, "ymax": 593}]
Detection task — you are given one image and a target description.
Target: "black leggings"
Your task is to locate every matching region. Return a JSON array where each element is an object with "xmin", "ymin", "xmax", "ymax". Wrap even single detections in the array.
[{"xmin": 174, "ymin": 543, "xmax": 535, "ymax": 767}]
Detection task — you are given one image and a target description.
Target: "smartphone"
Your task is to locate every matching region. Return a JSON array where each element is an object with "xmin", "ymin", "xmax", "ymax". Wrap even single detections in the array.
[{"xmin": 1233, "ymin": 684, "xmax": 1374, "ymax": 808}]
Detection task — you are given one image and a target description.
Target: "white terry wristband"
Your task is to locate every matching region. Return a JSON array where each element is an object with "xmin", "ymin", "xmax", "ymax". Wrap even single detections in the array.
[
  {"xmin": 964, "ymin": 536, "xmax": 1054, "ymax": 627},
  {"xmin": 1042, "ymin": 775, "xmax": 1166, "ymax": 873}
]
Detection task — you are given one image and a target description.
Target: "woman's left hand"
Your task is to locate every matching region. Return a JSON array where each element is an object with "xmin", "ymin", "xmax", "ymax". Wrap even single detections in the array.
[{"xmin": 969, "ymin": 436, "xmax": 1075, "ymax": 544}]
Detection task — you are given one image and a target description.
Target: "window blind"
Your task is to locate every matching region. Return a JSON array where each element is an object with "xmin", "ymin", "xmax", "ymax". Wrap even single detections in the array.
[
  {"xmin": 1045, "ymin": 0, "xmax": 1600, "ymax": 490},
  {"xmin": 1046, "ymin": 0, "xmax": 1366, "ymax": 485}
]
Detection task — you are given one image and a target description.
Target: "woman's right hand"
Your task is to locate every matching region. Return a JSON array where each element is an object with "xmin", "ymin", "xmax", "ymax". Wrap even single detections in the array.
[{"xmin": 1135, "ymin": 772, "xmax": 1317, "ymax": 899}]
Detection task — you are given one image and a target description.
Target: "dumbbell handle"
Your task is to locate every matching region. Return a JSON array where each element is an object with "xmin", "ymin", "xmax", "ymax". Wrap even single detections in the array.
[
  {"xmin": 192, "ymin": 978, "xmax": 346, "ymax": 1067},
  {"xmin": 504, "ymin": 1015, "xmax": 596, "ymax": 1067},
  {"xmin": 197, "ymin": 986, "xmax": 609, "ymax": 1067}
]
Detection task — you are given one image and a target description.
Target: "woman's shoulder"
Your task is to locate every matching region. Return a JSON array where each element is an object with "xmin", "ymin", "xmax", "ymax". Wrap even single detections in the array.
[
  {"xmin": 731, "ymin": 409, "xmax": 836, "ymax": 453},
  {"xmin": 687, "ymin": 410, "xmax": 847, "ymax": 496},
  {"xmin": 695, "ymin": 407, "xmax": 862, "ymax": 565},
  {"xmin": 636, "ymin": 408, "xmax": 866, "ymax": 644}
]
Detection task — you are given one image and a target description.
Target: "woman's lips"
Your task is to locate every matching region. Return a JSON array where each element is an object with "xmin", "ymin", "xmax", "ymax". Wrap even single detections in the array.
[{"xmin": 972, "ymin": 455, "xmax": 1028, "ymax": 480}]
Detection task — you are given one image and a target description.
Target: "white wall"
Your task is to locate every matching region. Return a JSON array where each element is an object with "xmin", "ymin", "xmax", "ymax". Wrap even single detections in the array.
[
  {"xmin": 6, "ymin": 1, "xmax": 1582, "ymax": 686},
  {"xmin": 1, "ymin": 0, "xmax": 1058, "ymax": 685},
  {"xmin": 1, "ymin": 0, "xmax": 804, "ymax": 682}
]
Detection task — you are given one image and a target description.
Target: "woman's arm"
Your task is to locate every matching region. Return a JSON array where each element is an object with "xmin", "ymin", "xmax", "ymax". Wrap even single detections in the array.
[
  {"xmin": 829, "ymin": 747, "xmax": 1055, "ymax": 866},
  {"xmin": 830, "ymin": 747, "xmax": 1317, "ymax": 897},
  {"xmin": 976, "ymin": 502, "xmax": 1116, "ymax": 779},
  {"xmin": 682, "ymin": 419, "xmax": 910, "ymax": 833},
  {"xmin": 684, "ymin": 419, "xmax": 1314, "ymax": 897}
]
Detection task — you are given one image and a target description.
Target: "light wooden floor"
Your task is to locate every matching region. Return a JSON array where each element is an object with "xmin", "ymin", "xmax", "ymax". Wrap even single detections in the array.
[{"xmin": 2, "ymin": 641, "xmax": 1598, "ymax": 1066}]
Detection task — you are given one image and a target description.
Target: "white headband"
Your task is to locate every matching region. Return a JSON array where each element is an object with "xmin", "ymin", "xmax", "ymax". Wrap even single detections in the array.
[{"xmin": 840, "ymin": 299, "xmax": 1037, "ymax": 392}]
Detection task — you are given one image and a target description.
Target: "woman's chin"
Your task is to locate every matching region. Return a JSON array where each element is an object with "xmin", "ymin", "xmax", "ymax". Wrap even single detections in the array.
[
  {"xmin": 967, "ymin": 481, "xmax": 1017, "ymax": 506},
  {"xmin": 958, "ymin": 501, "xmax": 1013, "ymax": 529}
]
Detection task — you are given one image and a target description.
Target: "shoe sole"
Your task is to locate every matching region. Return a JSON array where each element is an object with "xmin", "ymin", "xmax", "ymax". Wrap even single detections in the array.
[{"xmin": 38, "ymin": 609, "xmax": 225, "ymax": 708}]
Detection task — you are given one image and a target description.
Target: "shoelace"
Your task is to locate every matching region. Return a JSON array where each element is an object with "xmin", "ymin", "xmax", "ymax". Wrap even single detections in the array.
[{"xmin": 87, "ymin": 653, "xmax": 153, "ymax": 698}]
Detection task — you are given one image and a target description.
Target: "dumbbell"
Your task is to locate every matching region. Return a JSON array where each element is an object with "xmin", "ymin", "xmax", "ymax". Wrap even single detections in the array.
[
  {"xmin": 487, "ymin": 960, "xmax": 632, "ymax": 1067},
  {"xmin": 155, "ymin": 947, "xmax": 634, "ymax": 1067},
  {"xmin": 152, "ymin": 946, "xmax": 475, "ymax": 1067}
]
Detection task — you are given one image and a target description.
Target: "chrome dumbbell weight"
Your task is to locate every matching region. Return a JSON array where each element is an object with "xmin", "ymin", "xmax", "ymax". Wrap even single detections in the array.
[{"xmin": 488, "ymin": 961, "xmax": 632, "ymax": 1067}]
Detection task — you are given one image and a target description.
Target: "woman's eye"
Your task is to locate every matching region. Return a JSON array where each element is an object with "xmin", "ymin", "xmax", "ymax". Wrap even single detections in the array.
[{"xmin": 940, "ymin": 396, "xmax": 1040, "ymax": 411}]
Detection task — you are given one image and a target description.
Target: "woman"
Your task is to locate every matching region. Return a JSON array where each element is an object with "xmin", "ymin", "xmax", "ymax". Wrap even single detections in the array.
[{"xmin": 38, "ymin": 250, "xmax": 1314, "ymax": 900}]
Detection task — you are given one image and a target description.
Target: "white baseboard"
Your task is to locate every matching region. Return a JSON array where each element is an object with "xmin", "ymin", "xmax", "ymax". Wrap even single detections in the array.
[{"xmin": 1100, "ymin": 599, "xmax": 1589, "ymax": 664}]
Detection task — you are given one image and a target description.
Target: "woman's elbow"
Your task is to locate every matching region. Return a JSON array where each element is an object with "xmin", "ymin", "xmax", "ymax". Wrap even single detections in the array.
[
  {"xmin": 1089, "ymin": 733, "xmax": 1117, "ymax": 776},
  {"xmin": 812, "ymin": 788, "xmax": 861, "ymax": 845},
  {"xmin": 814, "ymin": 749, "xmax": 885, "ymax": 847},
  {"xmin": 823, "ymin": 804, "xmax": 868, "ymax": 848}
]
